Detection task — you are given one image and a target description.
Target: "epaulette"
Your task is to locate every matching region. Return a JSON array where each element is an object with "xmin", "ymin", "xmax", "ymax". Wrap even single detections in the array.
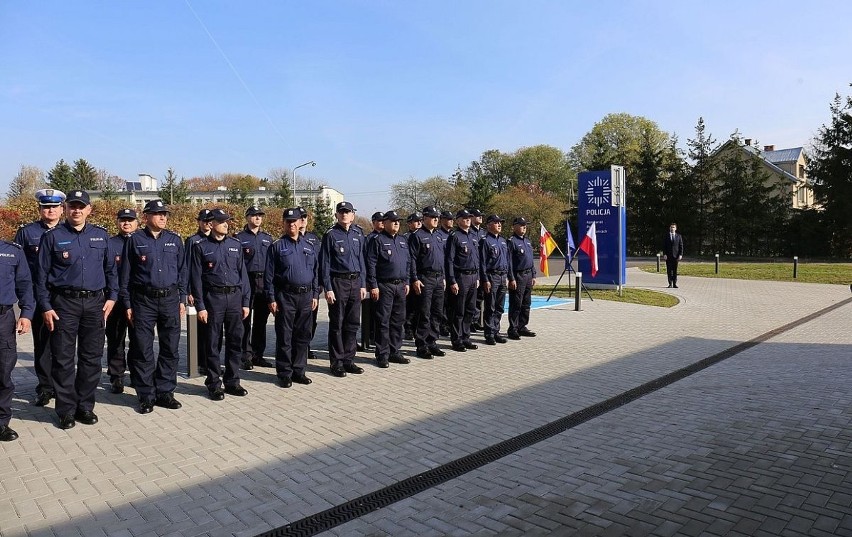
[
  {"xmin": 42, "ymin": 226, "xmax": 57, "ymax": 235},
  {"xmin": 93, "ymin": 224, "xmax": 109, "ymax": 231},
  {"xmin": 4, "ymin": 240, "xmax": 23, "ymax": 249}
]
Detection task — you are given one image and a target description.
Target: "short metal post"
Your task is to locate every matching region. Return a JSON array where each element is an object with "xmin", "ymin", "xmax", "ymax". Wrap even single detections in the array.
[
  {"xmin": 714, "ymin": 253, "xmax": 719, "ymax": 274},
  {"xmin": 574, "ymin": 272, "xmax": 582, "ymax": 311},
  {"xmin": 186, "ymin": 306, "xmax": 198, "ymax": 377},
  {"xmin": 656, "ymin": 254, "xmax": 661, "ymax": 272},
  {"xmin": 793, "ymin": 256, "xmax": 798, "ymax": 279}
]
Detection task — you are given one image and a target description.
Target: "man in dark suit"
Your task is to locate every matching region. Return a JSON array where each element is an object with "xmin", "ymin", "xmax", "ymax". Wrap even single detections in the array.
[{"xmin": 663, "ymin": 223, "xmax": 684, "ymax": 288}]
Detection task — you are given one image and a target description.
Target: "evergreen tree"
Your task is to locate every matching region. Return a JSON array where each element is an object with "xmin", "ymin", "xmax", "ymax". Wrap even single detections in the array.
[
  {"xmin": 158, "ymin": 167, "xmax": 191, "ymax": 204},
  {"xmin": 685, "ymin": 117, "xmax": 718, "ymax": 255},
  {"xmin": 47, "ymin": 159, "xmax": 75, "ymax": 193},
  {"xmin": 71, "ymin": 158, "xmax": 99, "ymax": 190},
  {"xmin": 312, "ymin": 196, "xmax": 335, "ymax": 236},
  {"xmin": 808, "ymin": 89, "xmax": 852, "ymax": 257}
]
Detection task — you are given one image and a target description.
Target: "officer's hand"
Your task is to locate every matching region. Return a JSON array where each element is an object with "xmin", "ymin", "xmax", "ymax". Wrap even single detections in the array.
[
  {"xmin": 16, "ymin": 317, "xmax": 31, "ymax": 335},
  {"xmin": 475, "ymin": 280, "xmax": 480, "ymax": 289},
  {"xmin": 404, "ymin": 284, "xmax": 410, "ymax": 296},
  {"xmin": 442, "ymin": 279, "xmax": 446, "ymax": 290},
  {"xmin": 242, "ymin": 307, "xmax": 250, "ymax": 319},
  {"xmin": 179, "ymin": 303, "xmax": 186, "ymax": 317},
  {"xmin": 678, "ymin": 256, "xmax": 682, "ymax": 261},
  {"xmin": 508, "ymin": 280, "xmax": 517, "ymax": 290},
  {"xmin": 360, "ymin": 287, "xmax": 367, "ymax": 301},
  {"xmin": 187, "ymin": 295, "xmax": 195, "ymax": 307},
  {"xmin": 126, "ymin": 308, "xmax": 134, "ymax": 324},
  {"xmin": 451, "ymin": 283, "xmax": 459, "ymax": 295},
  {"xmin": 484, "ymin": 281, "xmax": 491, "ymax": 293},
  {"xmin": 269, "ymin": 302, "xmax": 278, "ymax": 314},
  {"xmin": 43, "ymin": 310, "xmax": 59, "ymax": 331},
  {"xmin": 325, "ymin": 290, "xmax": 336, "ymax": 304},
  {"xmin": 413, "ymin": 280, "xmax": 423, "ymax": 295},
  {"xmin": 370, "ymin": 288, "xmax": 379, "ymax": 301},
  {"xmin": 531, "ymin": 278, "xmax": 536, "ymax": 288},
  {"xmin": 311, "ymin": 298, "xmax": 318, "ymax": 311},
  {"xmin": 103, "ymin": 300, "xmax": 115, "ymax": 323},
  {"xmin": 198, "ymin": 310, "xmax": 208, "ymax": 323}
]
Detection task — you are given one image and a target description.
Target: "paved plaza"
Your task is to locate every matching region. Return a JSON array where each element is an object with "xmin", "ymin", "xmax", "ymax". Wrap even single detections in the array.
[{"xmin": 0, "ymin": 268, "xmax": 850, "ymax": 536}]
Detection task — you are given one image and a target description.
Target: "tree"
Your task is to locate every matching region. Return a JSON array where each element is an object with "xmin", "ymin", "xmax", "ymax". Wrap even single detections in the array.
[
  {"xmin": 226, "ymin": 174, "xmax": 256, "ymax": 205},
  {"xmin": 158, "ymin": 167, "xmax": 191, "ymax": 204},
  {"xmin": 312, "ymin": 196, "xmax": 335, "ymax": 236},
  {"xmin": 490, "ymin": 184, "xmax": 565, "ymax": 244},
  {"xmin": 97, "ymin": 169, "xmax": 125, "ymax": 201},
  {"xmin": 71, "ymin": 158, "xmax": 99, "ymax": 190},
  {"xmin": 567, "ymin": 113, "xmax": 671, "ymax": 172},
  {"xmin": 504, "ymin": 145, "xmax": 575, "ymax": 198},
  {"xmin": 7, "ymin": 165, "xmax": 45, "ymax": 203},
  {"xmin": 267, "ymin": 168, "xmax": 294, "ymax": 207},
  {"xmin": 47, "ymin": 159, "xmax": 75, "ymax": 193},
  {"xmin": 683, "ymin": 117, "xmax": 719, "ymax": 255},
  {"xmin": 808, "ymin": 88, "xmax": 852, "ymax": 257}
]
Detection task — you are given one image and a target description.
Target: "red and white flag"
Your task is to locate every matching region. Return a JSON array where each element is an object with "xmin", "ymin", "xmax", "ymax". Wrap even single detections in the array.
[{"xmin": 577, "ymin": 222, "xmax": 598, "ymax": 277}]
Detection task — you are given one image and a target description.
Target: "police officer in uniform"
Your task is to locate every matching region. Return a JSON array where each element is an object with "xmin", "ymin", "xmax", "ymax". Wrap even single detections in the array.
[
  {"xmin": 265, "ymin": 208, "xmax": 318, "ymax": 387},
  {"xmin": 479, "ymin": 215, "xmax": 511, "ymax": 345},
  {"xmin": 106, "ymin": 208, "xmax": 139, "ymax": 394},
  {"xmin": 507, "ymin": 217, "xmax": 537, "ymax": 339},
  {"xmin": 319, "ymin": 201, "xmax": 366, "ymax": 377},
  {"xmin": 360, "ymin": 212, "xmax": 383, "ymax": 351},
  {"xmin": 408, "ymin": 206, "xmax": 447, "ymax": 359},
  {"xmin": 36, "ymin": 190, "xmax": 117, "ymax": 429},
  {"xmin": 14, "ymin": 188, "xmax": 65, "ymax": 406},
  {"xmin": 0, "ymin": 240, "xmax": 35, "ymax": 441},
  {"xmin": 236, "ymin": 205, "xmax": 273, "ymax": 370},
  {"xmin": 120, "ymin": 200, "xmax": 187, "ymax": 414},
  {"xmin": 469, "ymin": 208, "xmax": 487, "ymax": 332},
  {"xmin": 190, "ymin": 209, "xmax": 250, "ymax": 400},
  {"xmin": 402, "ymin": 211, "xmax": 422, "ymax": 340},
  {"xmin": 298, "ymin": 207, "xmax": 321, "ymax": 360},
  {"xmin": 186, "ymin": 209, "xmax": 214, "ymax": 374},
  {"xmin": 436, "ymin": 211, "xmax": 455, "ymax": 337},
  {"xmin": 366, "ymin": 211, "xmax": 412, "ymax": 368},
  {"xmin": 445, "ymin": 209, "xmax": 480, "ymax": 352}
]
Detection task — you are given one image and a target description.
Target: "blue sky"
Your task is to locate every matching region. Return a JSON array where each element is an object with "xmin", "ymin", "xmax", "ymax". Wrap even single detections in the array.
[{"xmin": 2, "ymin": 1, "xmax": 850, "ymax": 214}]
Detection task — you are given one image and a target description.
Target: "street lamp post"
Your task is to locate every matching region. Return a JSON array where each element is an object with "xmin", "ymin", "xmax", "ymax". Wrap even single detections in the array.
[{"xmin": 291, "ymin": 160, "xmax": 316, "ymax": 204}]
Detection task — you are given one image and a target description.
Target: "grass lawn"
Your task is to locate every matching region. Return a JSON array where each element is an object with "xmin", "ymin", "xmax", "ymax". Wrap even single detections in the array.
[
  {"xmin": 545, "ymin": 286, "xmax": 679, "ymax": 308},
  {"xmin": 639, "ymin": 262, "xmax": 852, "ymax": 285}
]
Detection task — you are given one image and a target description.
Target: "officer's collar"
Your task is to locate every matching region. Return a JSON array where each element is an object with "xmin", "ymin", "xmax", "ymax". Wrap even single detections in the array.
[{"xmin": 62, "ymin": 220, "xmax": 89, "ymax": 233}]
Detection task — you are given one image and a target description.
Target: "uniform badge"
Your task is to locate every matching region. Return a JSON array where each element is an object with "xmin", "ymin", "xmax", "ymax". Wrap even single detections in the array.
[
  {"xmin": 520, "ymin": 248, "xmax": 524, "ymax": 254},
  {"xmin": 140, "ymin": 255, "xmax": 147, "ymax": 262},
  {"xmin": 387, "ymin": 249, "xmax": 392, "ymax": 255},
  {"xmin": 425, "ymin": 243, "xmax": 430, "ymax": 249},
  {"xmin": 340, "ymin": 247, "xmax": 345, "ymax": 253},
  {"xmin": 244, "ymin": 248, "xmax": 250, "ymax": 254},
  {"xmin": 115, "ymin": 255, "xmax": 121, "ymax": 263},
  {"xmin": 32, "ymin": 246, "xmax": 39, "ymax": 252},
  {"xmin": 62, "ymin": 251, "xmax": 69, "ymax": 259},
  {"xmin": 208, "ymin": 262, "xmax": 214, "ymax": 268},
  {"xmin": 462, "ymin": 246, "xmax": 468, "ymax": 253}
]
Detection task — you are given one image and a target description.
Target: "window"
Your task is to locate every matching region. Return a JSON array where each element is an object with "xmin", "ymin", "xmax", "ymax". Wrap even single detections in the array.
[
  {"xmin": 798, "ymin": 164, "xmax": 805, "ymax": 178},
  {"xmin": 797, "ymin": 186, "xmax": 806, "ymax": 204}
]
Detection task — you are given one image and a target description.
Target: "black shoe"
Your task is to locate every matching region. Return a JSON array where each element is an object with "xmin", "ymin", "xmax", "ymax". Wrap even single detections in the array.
[
  {"xmin": 111, "ymin": 378, "xmax": 124, "ymax": 394},
  {"xmin": 279, "ymin": 377, "xmax": 293, "ymax": 388},
  {"xmin": 507, "ymin": 331, "xmax": 521, "ymax": 340},
  {"xmin": 138, "ymin": 401, "xmax": 154, "ymax": 414},
  {"xmin": 210, "ymin": 389, "xmax": 225, "ymax": 401},
  {"xmin": 155, "ymin": 393, "xmax": 182, "ymax": 410},
  {"xmin": 471, "ymin": 324, "xmax": 482, "ymax": 332},
  {"xmin": 389, "ymin": 354, "xmax": 410, "ymax": 364},
  {"xmin": 252, "ymin": 357, "xmax": 273, "ymax": 368},
  {"xmin": 403, "ymin": 330, "xmax": 414, "ymax": 341},
  {"xmin": 309, "ymin": 350, "xmax": 318, "ymax": 359},
  {"xmin": 517, "ymin": 329, "xmax": 536, "ymax": 337},
  {"xmin": 74, "ymin": 409, "xmax": 98, "ymax": 425},
  {"xmin": 494, "ymin": 335, "xmax": 508, "ymax": 344},
  {"xmin": 34, "ymin": 392, "xmax": 53, "ymax": 407},
  {"xmin": 224, "ymin": 385, "xmax": 248, "ymax": 397},
  {"xmin": 667, "ymin": 284, "xmax": 672, "ymax": 288},
  {"xmin": 673, "ymin": 284, "xmax": 678, "ymax": 288},
  {"xmin": 292, "ymin": 374, "xmax": 313, "ymax": 385},
  {"xmin": 439, "ymin": 328, "xmax": 450, "ymax": 337},
  {"xmin": 415, "ymin": 348, "xmax": 433, "ymax": 359},
  {"xmin": 376, "ymin": 359, "xmax": 389, "ymax": 368},
  {"xmin": 343, "ymin": 363, "xmax": 364, "ymax": 374},
  {"xmin": 463, "ymin": 341, "xmax": 478, "ymax": 350},
  {"xmin": 451, "ymin": 343, "xmax": 467, "ymax": 352},
  {"xmin": 484, "ymin": 337, "xmax": 496, "ymax": 345},
  {"xmin": 58, "ymin": 414, "xmax": 76, "ymax": 430},
  {"xmin": 427, "ymin": 346, "xmax": 446, "ymax": 357},
  {"xmin": 331, "ymin": 367, "xmax": 347, "ymax": 378},
  {"xmin": 0, "ymin": 425, "xmax": 19, "ymax": 442},
  {"xmin": 240, "ymin": 359, "xmax": 254, "ymax": 371}
]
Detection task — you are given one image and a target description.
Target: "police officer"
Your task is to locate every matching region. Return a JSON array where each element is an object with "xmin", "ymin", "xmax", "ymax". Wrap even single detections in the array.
[
  {"xmin": 14, "ymin": 188, "xmax": 65, "ymax": 407},
  {"xmin": 408, "ymin": 206, "xmax": 447, "ymax": 359},
  {"xmin": 265, "ymin": 208, "xmax": 318, "ymax": 387},
  {"xmin": 469, "ymin": 208, "xmax": 487, "ymax": 332},
  {"xmin": 106, "ymin": 208, "xmax": 139, "ymax": 394},
  {"xmin": 366, "ymin": 211, "xmax": 412, "ymax": 368},
  {"xmin": 298, "ymin": 207, "xmax": 321, "ymax": 360},
  {"xmin": 35, "ymin": 190, "xmax": 117, "ymax": 430},
  {"xmin": 445, "ymin": 209, "xmax": 480, "ymax": 352},
  {"xmin": 479, "ymin": 215, "xmax": 511, "ymax": 345},
  {"xmin": 360, "ymin": 212, "xmax": 384, "ymax": 351},
  {"xmin": 319, "ymin": 201, "xmax": 366, "ymax": 377},
  {"xmin": 402, "ymin": 211, "xmax": 422, "ymax": 340},
  {"xmin": 236, "ymin": 205, "xmax": 273, "ymax": 370},
  {"xmin": 190, "ymin": 209, "xmax": 250, "ymax": 400},
  {"xmin": 437, "ymin": 211, "xmax": 455, "ymax": 338},
  {"xmin": 120, "ymin": 200, "xmax": 187, "ymax": 414},
  {"xmin": 0, "ymin": 240, "xmax": 35, "ymax": 441},
  {"xmin": 186, "ymin": 209, "xmax": 214, "ymax": 375},
  {"xmin": 507, "ymin": 217, "xmax": 537, "ymax": 339}
]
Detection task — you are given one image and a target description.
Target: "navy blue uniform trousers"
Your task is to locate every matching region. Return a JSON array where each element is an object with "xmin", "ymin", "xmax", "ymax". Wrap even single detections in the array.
[
  {"xmin": 242, "ymin": 274, "xmax": 270, "ymax": 360},
  {"xmin": 130, "ymin": 291, "xmax": 181, "ymax": 402},
  {"xmin": 203, "ymin": 291, "xmax": 244, "ymax": 391},
  {"xmin": 327, "ymin": 277, "xmax": 361, "ymax": 369},
  {"xmin": 106, "ymin": 299, "xmax": 137, "ymax": 381},
  {"xmin": 0, "ymin": 308, "xmax": 17, "ymax": 427},
  {"xmin": 483, "ymin": 273, "xmax": 507, "ymax": 337},
  {"xmin": 30, "ymin": 306, "xmax": 53, "ymax": 395},
  {"xmin": 273, "ymin": 289, "xmax": 313, "ymax": 379},
  {"xmin": 414, "ymin": 274, "xmax": 444, "ymax": 349},
  {"xmin": 508, "ymin": 271, "xmax": 533, "ymax": 333},
  {"xmin": 450, "ymin": 273, "xmax": 478, "ymax": 345},
  {"xmin": 374, "ymin": 281, "xmax": 406, "ymax": 360}
]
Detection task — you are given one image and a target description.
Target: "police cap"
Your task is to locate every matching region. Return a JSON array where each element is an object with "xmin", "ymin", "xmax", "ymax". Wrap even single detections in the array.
[
  {"xmin": 35, "ymin": 188, "xmax": 66, "ymax": 207},
  {"xmin": 117, "ymin": 208, "xmax": 138, "ymax": 220},
  {"xmin": 143, "ymin": 199, "xmax": 169, "ymax": 214},
  {"xmin": 65, "ymin": 190, "xmax": 91, "ymax": 206}
]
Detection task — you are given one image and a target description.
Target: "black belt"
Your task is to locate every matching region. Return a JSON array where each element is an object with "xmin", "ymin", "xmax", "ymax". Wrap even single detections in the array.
[
  {"xmin": 378, "ymin": 278, "xmax": 405, "ymax": 284},
  {"xmin": 516, "ymin": 268, "xmax": 533, "ymax": 275},
  {"xmin": 487, "ymin": 270, "xmax": 507, "ymax": 275},
  {"xmin": 53, "ymin": 288, "xmax": 103, "ymax": 298},
  {"xmin": 249, "ymin": 271, "xmax": 265, "ymax": 278},
  {"xmin": 332, "ymin": 272, "xmax": 360, "ymax": 280},
  {"xmin": 421, "ymin": 271, "xmax": 443, "ymax": 277},
  {"xmin": 457, "ymin": 269, "xmax": 478, "ymax": 275},
  {"xmin": 134, "ymin": 286, "xmax": 175, "ymax": 298},
  {"xmin": 285, "ymin": 284, "xmax": 311, "ymax": 294},
  {"xmin": 0, "ymin": 305, "xmax": 12, "ymax": 315},
  {"xmin": 209, "ymin": 286, "xmax": 240, "ymax": 294}
]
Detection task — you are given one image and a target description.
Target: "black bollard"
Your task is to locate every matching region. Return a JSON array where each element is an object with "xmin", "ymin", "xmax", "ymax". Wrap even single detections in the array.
[
  {"xmin": 715, "ymin": 253, "xmax": 719, "ymax": 274},
  {"xmin": 574, "ymin": 272, "xmax": 582, "ymax": 311},
  {"xmin": 656, "ymin": 253, "xmax": 661, "ymax": 272},
  {"xmin": 793, "ymin": 256, "xmax": 798, "ymax": 279}
]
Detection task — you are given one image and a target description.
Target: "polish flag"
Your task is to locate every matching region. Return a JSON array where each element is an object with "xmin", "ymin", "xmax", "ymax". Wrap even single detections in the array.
[{"xmin": 577, "ymin": 222, "xmax": 598, "ymax": 277}]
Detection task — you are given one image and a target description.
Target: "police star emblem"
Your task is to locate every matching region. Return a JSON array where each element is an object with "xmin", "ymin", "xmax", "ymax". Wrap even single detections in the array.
[
  {"xmin": 140, "ymin": 255, "xmax": 147, "ymax": 262},
  {"xmin": 62, "ymin": 251, "xmax": 69, "ymax": 259}
]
